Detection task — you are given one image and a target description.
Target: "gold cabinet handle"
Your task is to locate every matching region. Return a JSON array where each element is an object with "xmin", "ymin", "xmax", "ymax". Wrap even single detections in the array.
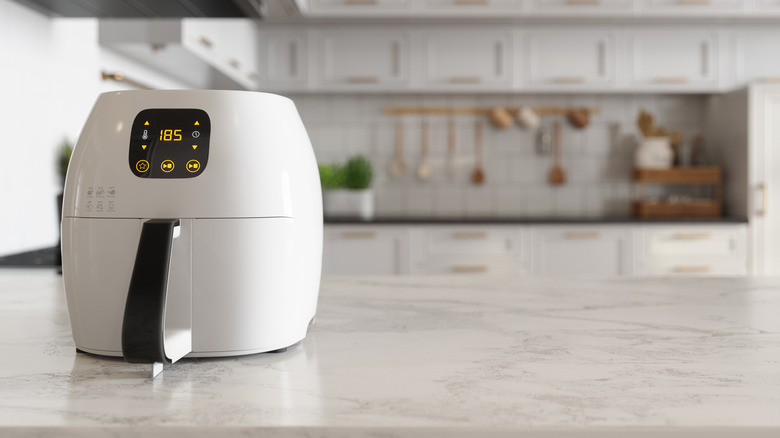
[
  {"xmin": 341, "ymin": 231, "xmax": 377, "ymax": 239},
  {"xmin": 656, "ymin": 77, "xmax": 690, "ymax": 84},
  {"xmin": 198, "ymin": 36, "xmax": 213, "ymax": 49},
  {"xmin": 674, "ymin": 265, "xmax": 711, "ymax": 273},
  {"xmin": 564, "ymin": 231, "xmax": 601, "ymax": 240},
  {"xmin": 553, "ymin": 76, "xmax": 586, "ymax": 84},
  {"xmin": 449, "ymin": 76, "xmax": 482, "ymax": 84},
  {"xmin": 567, "ymin": 0, "xmax": 600, "ymax": 5},
  {"xmin": 452, "ymin": 231, "xmax": 488, "ymax": 240},
  {"xmin": 673, "ymin": 232, "xmax": 711, "ymax": 240},
  {"xmin": 676, "ymin": 0, "xmax": 710, "ymax": 4},
  {"xmin": 760, "ymin": 77, "xmax": 780, "ymax": 83},
  {"xmin": 229, "ymin": 59, "xmax": 240, "ymax": 70},
  {"xmin": 347, "ymin": 76, "xmax": 380, "ymax": 84},
  {"xmin": 344, "ymin": 0, "xmax": 378, "ymax": 4},
  {"xmin": 455, "ymin": 0, "xmax": 489, "ymax": 4},
  {"xmin": 452, "ymin": 265, "xmax": 488, "ymax": 273}
]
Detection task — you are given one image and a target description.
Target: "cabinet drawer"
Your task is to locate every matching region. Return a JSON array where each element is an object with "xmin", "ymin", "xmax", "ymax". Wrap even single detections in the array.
[
  {"xmin": 643, "ymin": 227, "xmax": 746, "ymax": 257},
  {"xmin": 323, "ymin": 227, "xmax": 408, "ymax": 275},
  {"xmin": 641, "ymin": 0, "xmax": 746, "ymax": 13},
  {"xmin": 422, "ymin": 229, "xmax": 517, "ymax": 257},
  {"xmin": 533, "ymin": 228, "xmax": 630, "ymax": 276},
  {"xmin": 528, "ymin": 0, "xmax": 633, "ymax": 14},
  {"xmin": 310, "ymin": 0, "xmax": 412, "ymax": 14},
  {"xmin": 642, "ymin": 259, "xmax": 747, "ymax": 276},
  {"xmin": 417, "ymin": 259, "xmax": 523, "ymax": 276}
]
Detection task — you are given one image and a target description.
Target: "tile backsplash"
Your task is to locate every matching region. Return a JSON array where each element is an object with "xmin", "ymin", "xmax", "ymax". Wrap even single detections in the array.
[{"xmin": 288, "ymin": 93, "xmax": 706, "ymax": 218}]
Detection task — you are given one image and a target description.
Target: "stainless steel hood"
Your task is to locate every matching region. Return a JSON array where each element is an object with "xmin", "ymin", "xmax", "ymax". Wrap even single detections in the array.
[{"xmin": 11, "ymin": 0, "xmax": 266, "ymax": 19}]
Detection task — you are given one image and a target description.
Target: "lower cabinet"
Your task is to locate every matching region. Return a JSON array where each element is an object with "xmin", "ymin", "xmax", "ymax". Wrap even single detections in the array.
[{"xmin": 321, "ymin": 223, "xmax": 748, "ymax": 277}]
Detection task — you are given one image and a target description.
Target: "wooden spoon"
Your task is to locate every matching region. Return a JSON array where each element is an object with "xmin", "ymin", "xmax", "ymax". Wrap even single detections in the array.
[
  {"xmin": 417, "ymin": 118, "xmax": 432, "ymax": 181},
  {"xmin": 471, "ymin": 119, "xmax": 485, "ymax": 185},
  {"xmin": 388, "ymin": 119, "xmax": 406, "ymax": 177},
  {"xmin": 548, "ymin": 120, "xmax": 566, "ymax": 185}
]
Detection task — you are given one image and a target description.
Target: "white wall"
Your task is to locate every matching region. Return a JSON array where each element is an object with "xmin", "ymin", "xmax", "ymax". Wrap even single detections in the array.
[{"xmin": 0, "ymin": 0, "xmax": 188, "ymax": 256}]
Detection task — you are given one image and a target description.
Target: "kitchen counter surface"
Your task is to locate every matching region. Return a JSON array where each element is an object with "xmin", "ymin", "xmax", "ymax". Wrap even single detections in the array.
[
  {"xmin": 1, "ymin": 270, "xmax": 779, "ymax": 437},
  {"xmin": 324, "ymin": 217, "xmax": 749, "ymax": 225}
]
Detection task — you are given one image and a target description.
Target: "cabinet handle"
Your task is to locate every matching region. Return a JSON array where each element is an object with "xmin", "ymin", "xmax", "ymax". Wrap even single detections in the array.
[
  {"xmin": 564, "ymin": 231, "xmax": 601, "ymax": 240},
  {"xmin": 553, "ymin": 76, "xmax": 586, "ymax": 84},
  {"xmin": 347, "ymin": 76, "xmax": 380, "ymax": 84},
  {"xmin": 341, "ymin": 231, "xmax": 377, "ymax": 239},
  {"xmin": 449, "ymin": 76, "xmax": 482, "ymax": 84},
  {"xmin": 656, "ymin": 77, "xmax": 689, "ymax": 84},
  {"xmin": 247, "ymin": 72, "xmax": 259, "ymax": 82},
  {"xmin": 673, "ymin": 265, "xmax": 711, "ymax": 273},
  {"xmin": 229, "ymin": 59, "xmax": 240, "ymax": 70},
  {"xmin": 198, "ymin": 36, "xmax": 213, "ymax": 49},
  {"xmin": 452, "ymin": 265, "xmax": 488, "ymax": 273},
  {"xmin": 452, "ymin": 231, "xmax": 488, "ymax": 240},
  {"xmin": 673, "ymin": 232, "xmax": 711, "ymax": 240},
  {"xmin": 290, "ymin": 41, "xmax": 298, "ymax": 76},
  {"xmin": 761, "ymin": 76, "xmax": 780, "ymax": 83},
  {"xmin": 344, "ymin": 0, "xmax": 378, "ymax": 5},
  {"xmin": 455, "ymin": 0, "xmax": 490, "ymax": 4},
  {"xmin": 759, "ymin": 183, "xmax": 768, "ymax": 217},
  {"xmin": 676, "ymin": 0, "xmax": 710, "ymax": 4},
  {"xmin": 567, "ymin": 0, "xmax": 600, "ymax": 4}
]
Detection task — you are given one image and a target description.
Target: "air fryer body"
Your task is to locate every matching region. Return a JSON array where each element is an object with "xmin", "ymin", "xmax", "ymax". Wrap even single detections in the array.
[{"xmin": 62, "ymin": 90, "xmax": 323, "ymax": 358}]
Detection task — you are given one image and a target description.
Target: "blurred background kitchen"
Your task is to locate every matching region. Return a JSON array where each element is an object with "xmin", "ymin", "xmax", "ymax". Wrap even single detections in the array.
[{"xmin": 2, "ymin": 0, "xmax": 779, "ymax": 276}]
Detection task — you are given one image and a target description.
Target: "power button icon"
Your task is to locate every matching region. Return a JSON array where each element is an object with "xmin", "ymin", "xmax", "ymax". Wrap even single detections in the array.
[{"xmin": 136, "ymin": 160, "xmax": 150, "ymax": 173}]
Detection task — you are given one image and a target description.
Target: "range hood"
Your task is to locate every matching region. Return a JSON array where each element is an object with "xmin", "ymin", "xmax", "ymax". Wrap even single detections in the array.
[{"xmin": 11, "ymin": 0, "xmax": 267, "ymax": 19}]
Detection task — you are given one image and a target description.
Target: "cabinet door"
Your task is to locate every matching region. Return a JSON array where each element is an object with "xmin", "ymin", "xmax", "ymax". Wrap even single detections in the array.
[
  {"xmin": 628, "ymin": 30, "xmax": 718, "ymax": 90},
  {"xmin": 423, "ymin": 30, "xmax": 512, "ymax": 89},
  {"xmin": 524, "ymin": 30, "xmax": 616, "ymax": 89},
  {"xmin": 526, "ymin": 0, "xmax": 634, "ymax": 15},
  {"xmin": 750, "ymin": 85, "xmax": 780, "ymax": 275},
  {"xmin": 533, "ymin": 227, "xmax": 630, "ymax": 276},
  {"xmin": 753, "ymin": 0, "xmax": 780, "ymax": 13},
  {"xmin": 264, "ymin": 31, "xmax": 308, "ymax": 89},
  {"xmin": 317, "ymin": 31, "xmax": 410, "ymax": 88},
  {"xmin": 182, "ymin": 19, "xmax": 259, "ymax": 90},
  {"xmin": 733, "ymin": 31, "xmax": 780, "ymax": 84},
  {"xmin": 640, "ymin": 0, "xmax": 747, "ymax": 14},
  {"xmin": 309, "ymin": 0, "xmax": 413, "ymax": 15},
  {"xmin": 322, "ymin": 227, "xmax": 409, "ymax": 275}
]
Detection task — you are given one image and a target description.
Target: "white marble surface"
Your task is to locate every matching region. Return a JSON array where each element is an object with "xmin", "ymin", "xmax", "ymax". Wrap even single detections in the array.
[{"xmin": 1, "ymin": 270, "xmax": 780, "ymax": 437}]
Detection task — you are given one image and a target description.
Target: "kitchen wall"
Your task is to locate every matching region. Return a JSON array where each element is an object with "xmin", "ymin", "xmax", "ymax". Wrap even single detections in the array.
[
  {"xmin": 0, "ymin": 0, "xmax": 187, "ymax": 256},
  {"xmin": 290, "ymin": 93, "xmax": 706, "ymax": 218}
]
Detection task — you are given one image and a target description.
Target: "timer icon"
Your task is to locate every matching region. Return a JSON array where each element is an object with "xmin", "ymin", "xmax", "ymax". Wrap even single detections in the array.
[{"xmin": 192, "ymin": 131, "xmax": 200, "ymax": 138}]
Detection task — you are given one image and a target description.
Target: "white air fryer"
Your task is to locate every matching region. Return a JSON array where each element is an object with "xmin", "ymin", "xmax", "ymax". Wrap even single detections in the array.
[{"xmin": 62, "ymin": 90, "xmax": 322, "ymax": 377}]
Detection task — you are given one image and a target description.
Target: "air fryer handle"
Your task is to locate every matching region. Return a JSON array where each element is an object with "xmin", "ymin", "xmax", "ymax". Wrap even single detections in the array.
[{"xmin": 122, "ymin": 219, "xmax": 180, "ymax": 364}]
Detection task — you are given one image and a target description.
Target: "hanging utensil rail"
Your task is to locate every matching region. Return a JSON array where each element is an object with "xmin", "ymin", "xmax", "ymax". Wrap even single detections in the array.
[{"xmin": 384, "ymin": 106, "xmax": 600, "ymax": 116}]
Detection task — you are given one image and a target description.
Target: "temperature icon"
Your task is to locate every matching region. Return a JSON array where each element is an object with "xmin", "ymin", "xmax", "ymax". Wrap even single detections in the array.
[{"xmin": 142, "ymin": 129, "xmax": 149, "ymax": 140}]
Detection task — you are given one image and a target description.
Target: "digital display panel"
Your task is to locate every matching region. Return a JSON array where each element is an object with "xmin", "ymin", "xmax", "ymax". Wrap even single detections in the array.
[{"xmin": 128, "ymin": 109, "xmax": 211, "ymax": 178}]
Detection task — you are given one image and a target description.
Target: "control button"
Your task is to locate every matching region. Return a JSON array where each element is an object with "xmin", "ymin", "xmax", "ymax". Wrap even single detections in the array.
[
  {"xmin": 161, "ymin": 160, "xmax": 175, "ymax": 173},
  {"xmin": 192, "ymin": 131, "xmax": 200, "ymax": 138},
  {"xmin": 186, "ymin": 160, "xmax": 201, "ymax": 173},
  {"xmin": 136, "ymin": 160, "xmax": 150, "ymax": 173}
]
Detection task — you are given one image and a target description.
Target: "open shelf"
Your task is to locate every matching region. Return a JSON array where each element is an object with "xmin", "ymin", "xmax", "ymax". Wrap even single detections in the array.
[{"xmin": 632, "ymin": 167, "xmax": 722, "ymax": 219}]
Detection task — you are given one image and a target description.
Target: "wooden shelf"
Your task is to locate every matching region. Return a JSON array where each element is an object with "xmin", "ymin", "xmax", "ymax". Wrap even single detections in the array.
[
  {"xmin": 633, "ymin": 166, "xmax": 721, "ymax": 184},
  {"xmin": 632, "ymin": 166, "xmax": 722, "ymax": 219}
]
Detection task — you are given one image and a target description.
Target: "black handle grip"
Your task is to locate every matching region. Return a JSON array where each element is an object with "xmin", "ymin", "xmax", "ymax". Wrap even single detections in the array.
[{"xmin": 122, "ymin": 219, "xmax": 180, "ymax": 364}]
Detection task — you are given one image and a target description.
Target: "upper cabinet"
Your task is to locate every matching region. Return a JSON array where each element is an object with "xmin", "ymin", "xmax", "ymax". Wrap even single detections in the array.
[
  {"xmin": 526, "ymin": 0, "xmax": 635, "ymax": 15},
  {"xmin": 422, "ymin": 0, "xmax": 522, "ymax": 16},
  {"xmin": 732, "ymin": 30, "xmax": 780, "ymax": 84},
  {"xmin": 261, "ymin": 30, "xmax": 309, "ymax": 89},
  {"xmin": 627, "ymin": 30, "xmax": 718, "ymax": 91},
  {"xmin": 639, "ymin": 0, "xmax": 748, "ymax": 15},
  {"xmin": 523, "ymin": 30, "xmax": 616, "ymax": 89},
  {"xmin": 308, "ymin": 0, "xmax": 413, "ymax": 15},
  {"xmin": 315, "ymin": 30, "xmax": 411, "ymax": 89},
  {"xmin": 422, "ymin": 30, "xmax": 513, "ymax": 89}
]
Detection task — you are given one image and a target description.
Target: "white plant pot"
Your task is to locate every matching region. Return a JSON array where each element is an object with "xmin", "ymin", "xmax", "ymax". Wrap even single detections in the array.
[
  {"xmin": 323, "ymin": 189, "xmax": 374, "ymax": 221},
  {"xmin": 635, "ymin": 137, "xmax": 673, "ymax": 169}
]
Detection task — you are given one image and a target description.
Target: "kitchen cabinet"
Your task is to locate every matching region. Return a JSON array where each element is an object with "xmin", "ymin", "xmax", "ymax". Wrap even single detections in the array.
[
  {"xmin": 628, "ymin": 30, "xmax": 718, "ymax": 91},
  {"xmin": 732, "ymin": 31, "xmax": 780, "ymax": 85},
  {"xmin": 640, "ymin": 0, "xmax": 748, "ymax": 15},
  {"xmin": 531, "ymin": 226, "xmax": 631, "ymax": 276},
  {"xmin": 753, "ymin": 0, "xmax": 780, "ymax": 14},
  {"xmin": 422, "ymin": 30, "xmax": 513, "ymax": 90},
  {"xmin": 180, "ymin": 19, "xmax": 260, "ymax": 89},
  {"xmin": 322, "ymin": 226, "xmax": 410, "ymax": 275},
  {"xmin": 634, "ymin": 225, "xmax": 747, "ymax": 276},
  {"xmin": 422, "ymin": 0, "xmax": 521, "ymax": 15},
  {"xmin": 523, "ymin": 29, "xmax": 617, "ymax": 90},
  {"xmin": 526, "ymin": 0, "xmax": 634, "ymax": 15},
  {"xmin": 316, "ymin": 30, "xmax": 411, "ymax": 89},
  {"xmin": 262, "ymin": 30, "xmax": 308, "ymax": 89},
  {"xmin": 410, "ymin": 226, "xmax": 526, "ymax": 275}
]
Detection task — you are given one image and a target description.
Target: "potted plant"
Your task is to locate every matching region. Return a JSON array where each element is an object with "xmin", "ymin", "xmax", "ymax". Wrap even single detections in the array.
[{"xmin": 320, "ymin": 155, "xmax": 374, "ymax": 221}]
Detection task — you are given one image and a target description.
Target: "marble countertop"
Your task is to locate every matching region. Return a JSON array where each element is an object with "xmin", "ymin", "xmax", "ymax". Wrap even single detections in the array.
[
  {"xmin": 324, "ymin": 217, "xmax": 749, "ymax": 225},
  {"xmin": 1, "ymin": 270, "xmax": 779, "ymax": 437}
]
